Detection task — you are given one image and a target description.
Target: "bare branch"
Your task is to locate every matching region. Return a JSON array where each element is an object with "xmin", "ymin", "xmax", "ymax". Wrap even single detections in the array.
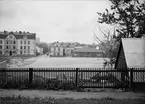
[
  {"xmin": 97, "ymin": 24, "xmax": 110, "ymax": 40},
  {"xmin": 93, "ymin": 30, "xmax": 104, "ymax": 44}
]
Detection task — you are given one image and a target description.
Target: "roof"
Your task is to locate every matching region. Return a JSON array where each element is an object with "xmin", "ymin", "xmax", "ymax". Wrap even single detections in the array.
[
  {"xmin": 0, "ymin": 31, "xmax": 36, "ymax": 39},
  {"xmin": 116, "ymin": 38, "xmax": 145, "ymax": 68},
  {"xmin": 74, "ymin": 48, "xmax": 104, "ymax": 53}
]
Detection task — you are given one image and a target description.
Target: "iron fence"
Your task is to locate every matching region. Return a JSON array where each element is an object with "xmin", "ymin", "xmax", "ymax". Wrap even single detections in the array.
[{"xmin": 0, "ymin": 68, "xmax": 145, "ymax": 89}]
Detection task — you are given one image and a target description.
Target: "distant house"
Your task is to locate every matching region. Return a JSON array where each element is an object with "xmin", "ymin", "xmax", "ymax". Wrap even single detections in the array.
[
  {"xmin": 115, "ymin": 38, "xmax": 145, "ymax": 69},
  {"xmin": 64, "ymin": 46, "xmax": 74, "ymax": 56},
  {"xmin": 72, "ymin": 48, "xmax": 104, "ymax": 57},
  {"xmin": 50, "ymin": 42, "xmax": 65, "ymax": 57}
]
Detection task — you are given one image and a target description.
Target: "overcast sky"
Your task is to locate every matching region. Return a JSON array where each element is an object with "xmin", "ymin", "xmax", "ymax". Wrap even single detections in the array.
[{"xmin": 0, "ymin": 0, "xmax": 111, "ymax": 44}]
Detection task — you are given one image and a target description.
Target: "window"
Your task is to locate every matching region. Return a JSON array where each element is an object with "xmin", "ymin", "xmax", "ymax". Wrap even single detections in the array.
[
  {"xmin": 21, "ymin": 41, "xmax": 23, "ymax": 44},
  {"xmin": 13, "ymin": 41, "xmax": 16, "ymax": 44},
  {"xmin": 11, "ymin": 40, "xmax": 12, "ymax": 44},
  {"xmin": 0, "ymin": 45, "xmax": 2, "ymax": 49},
  {"xmin": 28, "ymin": 41, "xmax": 30, "ymax": 44},
  {"xmin": 28, "ymin": 46, "xmax": 30, "ymax": 50},
  {"xmin": 0, "ymin": 40, "xmax": 2, "ymax": 44},
  {"xmin": 6, "ymin": 46, "xmax": 8, "ymax": 49},
  {"xmin": 20, "ymin": 46, "xmax": 23, "ymax": 49},
  {"xmin": 55, "ymin": 47, "xmax": 58, "ymax": 51},
  {"xmin": 0, "ymin": 51, "xmax": 2, "ymax": 54},
  {"xmin": 24, "ymin": 46, "xmax": 26, "ymax": 49},
  {"xmin": 13, "ymin": 46, "xmax": 15, "ymax": 49},
  {"xmin": 24, "ymin": 41, "xmax": 26, "ymax": 44},
  {"xmin": 28, "ymin": 51, "xmax": 30, "ymax": 54},
  {"xmin": 6, "ymin": 41, "xmax": 8, "ymax": 44},
  {"xmin": 20, "ymin": 51, "xmax": 22, "ymax": 54}
]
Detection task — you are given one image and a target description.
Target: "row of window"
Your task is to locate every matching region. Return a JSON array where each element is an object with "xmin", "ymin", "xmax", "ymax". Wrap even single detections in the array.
[
  {"xmin": 20, "ymin": 46, "xmax": 30, "ymax": 49},
  {"xmin": 6, "ymin": 40, "xmax": 16, "ymax": 44},
  {"xmin": 0, "ymin": 45, "xmax": 30, "ymax": 50},
  {"xmin": 5, "ymin": 45, "xmax": 16, "ymax": 49},
  {"xmin": 20, "ymin": 51, "xmax": 30, "ymax": 54},
  {"xmin": 52, "ymin": 52, "xmax": 63, "ymax": 56},
  {"xmin": 21, "ymin": 40, "xmax": 30, "ymax": 44},
  {"xmin": 0, "ymin": 40, "xmax": 31, "ymax": 44},
  {"xmin": 51, "ymin": 47, "xmax": 63, "ymax": 51},
  {"xmin": 0, "ymin": 51, "xmax": 31, "ymax": 55}
]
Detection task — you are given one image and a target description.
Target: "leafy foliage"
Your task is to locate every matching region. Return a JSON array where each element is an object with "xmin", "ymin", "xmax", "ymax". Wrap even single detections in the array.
[
  {"xmin": 97, "ymin": 0, "xmax": 145, "ymax": 41},
  {"xmin": 36, "ymin": 42, "xmax": 48, "ymax": 54}
]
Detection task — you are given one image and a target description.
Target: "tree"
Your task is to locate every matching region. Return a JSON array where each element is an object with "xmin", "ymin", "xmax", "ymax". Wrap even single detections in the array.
[
  {"xmin": 36, "ymin": 42, "xmax": 48, "ymax": 54},
  {"xmin": 97, "ymin": 0, "xmax": 145, "ymax": 41},
  {"xmin": 95, "ymin": 0, "xmax": 145, "ymax": 68},
  {"xmin": 94, "ymin": 26, "xmax": 119, "ymax": 68}
]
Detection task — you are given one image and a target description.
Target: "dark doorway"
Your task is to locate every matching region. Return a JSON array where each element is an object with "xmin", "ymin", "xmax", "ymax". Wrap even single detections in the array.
[{"xmin": 9, "ymin": 51, "xmax": 12, "ymax": 56}]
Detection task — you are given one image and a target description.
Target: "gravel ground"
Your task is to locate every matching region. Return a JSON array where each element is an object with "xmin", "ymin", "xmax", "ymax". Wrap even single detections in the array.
[{"xmin": 0, "ymin": 89, "xmax": 145, "ymax": 99}]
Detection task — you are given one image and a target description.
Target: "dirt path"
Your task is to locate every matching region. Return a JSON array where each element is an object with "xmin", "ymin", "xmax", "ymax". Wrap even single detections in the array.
[{"xmin": 0, "ymin": 89, "xmax": 145, "ymax": 99}]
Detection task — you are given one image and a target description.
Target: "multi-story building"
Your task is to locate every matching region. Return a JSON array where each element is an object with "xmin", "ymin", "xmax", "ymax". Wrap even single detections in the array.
[
  {"xmin": 0, "ymin": 31, "xmax": 36, "ymax": 56},
  {"xmin": 50, "ymin": 42, "xmax": 65, "ymax": 57}
]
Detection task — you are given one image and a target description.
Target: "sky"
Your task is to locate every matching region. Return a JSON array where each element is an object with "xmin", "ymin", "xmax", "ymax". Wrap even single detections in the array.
[{"xmin": 0, "ymin": 0, "xmax": 111, "ymax": 44}]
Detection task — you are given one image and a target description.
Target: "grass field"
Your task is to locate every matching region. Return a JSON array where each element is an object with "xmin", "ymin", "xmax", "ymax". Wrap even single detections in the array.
[{"xmin": 21, "ymin": 57, "xmax": 109, "ymax": 68}]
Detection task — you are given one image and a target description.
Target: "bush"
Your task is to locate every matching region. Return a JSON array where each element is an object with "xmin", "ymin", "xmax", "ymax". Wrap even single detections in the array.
[
  {"xmin": 0, "ymin": 76, "xmax": 76, "ymax": 90},
  {"xmin": 0, "ymin": 79, "xmax": 29, "ymax": 89}
]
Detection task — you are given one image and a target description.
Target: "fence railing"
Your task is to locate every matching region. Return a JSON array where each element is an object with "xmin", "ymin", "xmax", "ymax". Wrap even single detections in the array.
[{"xmin": 0, "ymin": 68, "xmax": 145, "ymax": 89}]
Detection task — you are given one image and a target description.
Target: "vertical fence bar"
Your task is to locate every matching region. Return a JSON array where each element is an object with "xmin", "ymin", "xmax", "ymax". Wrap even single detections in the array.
[
  {"xmin": 130, "ymin": 68, "xmax": 133, "ymax": 90},
  {"xmin": 76, "ymin": 68, "xmax": 79, "ymax": 89},
  {"xmin": 29, "ymin": 68, "xmax": 33, "ymax": 88}
]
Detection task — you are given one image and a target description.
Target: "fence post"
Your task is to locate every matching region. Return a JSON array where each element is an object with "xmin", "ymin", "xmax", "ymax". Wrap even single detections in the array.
[
  {"xmin": 29, "ymin": 68, "xmax": 33, "ymax": 88},
  {"xmin": 130, "ymin": 68, "xmax": 133, "ymax": 90},
  {"xmin": 76, "ymin": 68, "xmax": 79, "ymax": 89},
  {"xmin": 1, "ymin": 68, "xmax": 6, "ymax": 82}
]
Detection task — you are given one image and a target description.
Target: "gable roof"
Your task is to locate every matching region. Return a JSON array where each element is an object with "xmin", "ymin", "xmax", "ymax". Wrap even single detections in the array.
[
  {"xmin": 0, "ymin": 31, "xmax": 36, "ymax": 39},
  {"xmin": 74, "ymin": 48, "xmax": 104, "ymax": 53},
  {"xmin": 115, "ymin": 38, "xmax": 145, "ymax": 68}
]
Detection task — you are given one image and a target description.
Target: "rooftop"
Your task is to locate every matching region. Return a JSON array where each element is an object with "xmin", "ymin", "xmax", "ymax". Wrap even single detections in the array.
[
  {"xmin": 74, "ymin": 48, "xmax": 104, "ymax": 53},
  {"xmin": 116, "ymin": 38, "xmax": 145, "ymax": 68}
]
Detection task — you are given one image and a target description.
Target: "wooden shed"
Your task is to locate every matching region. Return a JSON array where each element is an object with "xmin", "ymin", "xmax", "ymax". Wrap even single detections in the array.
[
  {"xmin": 115, "ymin": 38, "xmax": 145, "ymax": 69},
  {"xmin": 114, "ymin": 38, "xmax": 145, "ymax": 87}
]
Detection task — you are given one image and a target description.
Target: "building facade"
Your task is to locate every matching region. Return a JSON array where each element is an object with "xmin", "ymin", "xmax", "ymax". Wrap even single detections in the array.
[
  {"xmin": 49, "ymin": 42, "xmax": 64, "ymax": 57},
  {"xmin": 0, "ymin": 31, "xmax": 36, "ymax": 56},
  {"xmin": 50, "ymin": 46, "xmax": 64, "ymax": 57},
  {"xmin": 72, "ymin": 48, "xmax": 104, "ymax": 57}
]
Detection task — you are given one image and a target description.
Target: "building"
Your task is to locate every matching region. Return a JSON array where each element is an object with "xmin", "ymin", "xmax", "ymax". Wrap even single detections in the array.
[
  {"xmin": 72, "ymin": 48, "xmax": 104, "ymax": 57},
  {"xmin": 114, "ymin": 38, "xmax": 145, "ymax": 84},
  {"xmin": 50, "ymin": 42, "xmax": 65, "ymax": 57},
  {"xmin": 0, "ymin": 31, "xmax": 36, "ymax": 56},
  {"xmin": 64, "ymin": 46, "xmax": 75, "ymax": 56},
  {"xmin": 115, "ymin": 38, "xmax": 145, "ymax": 69}
]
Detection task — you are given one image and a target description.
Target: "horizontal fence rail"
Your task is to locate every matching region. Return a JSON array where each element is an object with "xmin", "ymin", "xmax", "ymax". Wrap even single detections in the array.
[{"xmin": 0, "ymin": 68, "xmax": 145, "ymax": 89}]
